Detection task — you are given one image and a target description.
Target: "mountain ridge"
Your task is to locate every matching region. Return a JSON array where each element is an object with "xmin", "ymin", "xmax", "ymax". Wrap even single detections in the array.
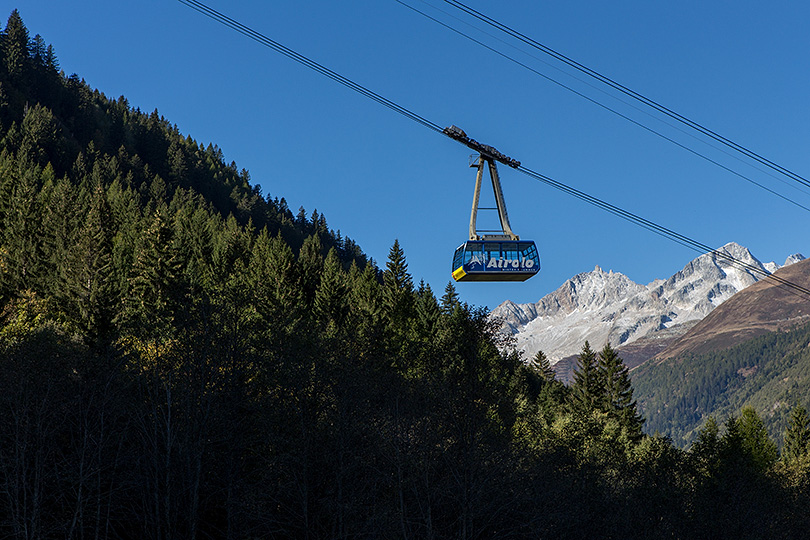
[{"xmin": 493, "ymin": 242, "xmax": 805, "ymax": 366}]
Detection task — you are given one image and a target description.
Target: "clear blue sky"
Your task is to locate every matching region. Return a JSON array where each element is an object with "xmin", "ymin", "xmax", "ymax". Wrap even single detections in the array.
[{"xmin": 16, "ymin": 0, "xmax": 810, "ymax": 310}]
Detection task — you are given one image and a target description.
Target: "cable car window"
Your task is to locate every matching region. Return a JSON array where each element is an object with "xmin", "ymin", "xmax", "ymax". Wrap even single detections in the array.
[
  {"xmin": 452, "ymin": 245, "xmax": 464, "ymax": 271},
  {"xmin": 464, "ymin": 243, "xmax": 483, "ymax": 265},
  {"xmin": 484, "ymin": 243, "xmax": 501, "ymax": 259}
]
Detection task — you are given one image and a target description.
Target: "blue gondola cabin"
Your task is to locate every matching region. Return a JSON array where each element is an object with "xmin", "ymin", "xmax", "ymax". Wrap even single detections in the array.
[{"xmin": 452, "ymin": 240, "xmax": 540, "ymax": 282}]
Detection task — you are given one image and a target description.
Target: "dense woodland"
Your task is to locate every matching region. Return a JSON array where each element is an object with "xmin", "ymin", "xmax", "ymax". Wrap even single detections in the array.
[
  {"xmin": 636, "ymin": 321, "xmax": 810, "ymax": 447},
  {"xmin": 1, "ymin": 10, "xmax": 810, "ymax": 539}
]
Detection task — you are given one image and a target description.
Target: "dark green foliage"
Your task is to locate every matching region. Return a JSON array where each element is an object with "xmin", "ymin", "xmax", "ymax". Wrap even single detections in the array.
[
  {"xmin": 634, "ymin": 322, "xmax": 810, "ymax": 447},
  {"xmin": 530, "ymin": 349, "xmax": 555, "ymax": 381},
  {"xmin": 738, "ymin": 407, "xmax": 779, "ymax": 470},
  {"xmin": 783, "ymin": 404, "xmax": 810, "ymax": 462},
  {"xmin": 599, "ymin": 342, "xmax": 644, "ymax": 441},
  {"xmin": 2, "ymin": 11, "xmax": 809, "ymax": 539},
  {"xmin": 440, "ymin": 280, "xmax": 460, "ymax": 313},
  {"xmin": 569, "ymin": 340, "xmax": 602, "ymax": 413}
]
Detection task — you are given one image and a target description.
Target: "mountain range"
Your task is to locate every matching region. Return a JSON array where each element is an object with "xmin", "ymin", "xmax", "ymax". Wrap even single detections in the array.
[
  {"xmin": 632, "ymin": 257, "xmax": 810, "ymax": 444},
  {"xmin": 492, "ymin": 242, "xmax": 806, "ymax": 375}
]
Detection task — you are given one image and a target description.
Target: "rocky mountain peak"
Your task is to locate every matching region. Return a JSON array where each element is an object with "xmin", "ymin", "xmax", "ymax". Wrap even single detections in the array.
[{"xmin": 492, "ymin": 243, "xmax": 803, "ymax": 365}]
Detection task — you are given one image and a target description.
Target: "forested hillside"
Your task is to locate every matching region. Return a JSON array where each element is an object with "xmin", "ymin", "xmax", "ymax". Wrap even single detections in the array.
[
  {"xmin": 2, "ymin": 10, "xmax": 810, "ymax": 539},
  {"xmin": 636, "ymin": 321, "xmax": 810, "ymax": 447}
]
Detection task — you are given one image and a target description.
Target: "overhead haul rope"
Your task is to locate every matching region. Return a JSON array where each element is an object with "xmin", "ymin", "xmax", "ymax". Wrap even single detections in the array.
[
  {"xmin": 394, "ymin": 0, "xmax": 810, "ymax": 214},
  {"xmin": 441, "ymin": 0, "xmax": 810, "ymax": 192},
  {"xmin": 177, "ymin": 0, "xmax": 810, "ymax": 300}
]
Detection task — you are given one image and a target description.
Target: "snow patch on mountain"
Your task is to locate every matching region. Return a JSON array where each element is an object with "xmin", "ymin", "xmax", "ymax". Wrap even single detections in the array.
[{"xmin": 492, "ymin": 243, "xmax": 805, "ymax": 365}]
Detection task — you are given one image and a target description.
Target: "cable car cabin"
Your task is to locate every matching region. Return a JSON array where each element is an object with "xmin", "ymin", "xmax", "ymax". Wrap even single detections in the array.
[
  {"xmin": 452, "ymin": 240, "xmax": 540, "ymax": 282},
  {"xmin": 445, "ymin": 129, "xmax": 539, "ymax": 283}
]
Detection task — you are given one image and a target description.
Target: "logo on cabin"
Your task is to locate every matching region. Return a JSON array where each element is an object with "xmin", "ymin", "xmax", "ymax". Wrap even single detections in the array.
[
  {"xmin": 485, "ymin": 258, "xmax": 535, "ymax": 270},
  {"xmin": 465, "ymin": 256, "xmax": 536, "ymax": 272}
]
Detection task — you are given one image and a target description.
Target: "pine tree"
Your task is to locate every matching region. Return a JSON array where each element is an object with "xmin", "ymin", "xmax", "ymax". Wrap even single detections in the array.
[
  {"xmin": 598, "ymin": 342, "xmax": 644, "ymax": 441},
  {"xmin": 530, "ymin": 350, "xmax": 555, "ymax": 382},
  {"xmin": 440, "ymin": 281, "xmax": 460, "ymax": 314},
  {"xmin": 738, "ymin": 407, "xmax": 778, "ymax": 470},
  {"xmin": 783, "ymin": 404, "xmax": 810, "ymax": 462},
  {"xmin": 314, "ymin": 247, "xmax": 347, "ymax": 330},
  {"xmin": 3, "ymin": 10, "xmax": 31, "ymax": 84},
  {"xmin": 382, "ymin": 239, "xmax": 413, "ymax": 326},
  {"xmin": 569, "ymin": 341, "xmax": 602, "ymax": 414}
]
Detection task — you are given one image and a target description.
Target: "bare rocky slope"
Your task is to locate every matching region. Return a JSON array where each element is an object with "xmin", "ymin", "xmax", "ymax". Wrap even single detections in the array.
[
  {"xmin": 655, "ymin": 257, "xmax": 810, "ymax": 360},
  {"xmin": 493, "ymin": 243, "xmax": 805, "ymax": 370}
]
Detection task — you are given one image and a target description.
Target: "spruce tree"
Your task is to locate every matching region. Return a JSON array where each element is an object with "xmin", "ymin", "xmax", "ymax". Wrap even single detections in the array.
[
  {"xmin": 1, "ymin": 160, "xmax": 43, "ymax": 297},
  {"xmin": 530, "ymin": 350, "xmax": 556, "ymax": 382},
  {"xmin": 569, "ymin": 341, "xmax": 602, "ymax": 414},
  {"xmin": 247, "ymin": 229, "xmax": 302, "ymax": 327},
  {"xmin": 440, "ymin": 281, "xmax": 460, "ymax": 314},
  {"xmin": 298, "ymin": 233, "xmax": 324, "ymax": 308},
  {"xmin": 382, "ymin": 239, "xmax": 413, "ymax": 326},
  {"xmin": 125, "ymin": 206, "xmax": 182, "ymax": 336},
  {"xmin": 413, "ymin": 280, "xmax": 440, "ymax": 339},
  {"xmin": 738, "ymin": 407, "xmax": 778, "ymax": 470},
  {"xmin": 783, "ymin": 404, "xmax": 810, "ymax": 462},
  {"xmin": 598, "ymin": 342, "xmax": 644, "ymax": 440},
  {"xmin": 63, "ymin": 182, "xmax": 115, "ymax": 340},
  {"xmin": 3, "ymin": 10, "xmax": 31, "ymax": 84},
  {"xmin": 691, "ymin": 416, "xmax": 721, "ymax": 479},
  {"xmin": 314, "ymin": 247, "xmax": 347, "ymax": 330}
]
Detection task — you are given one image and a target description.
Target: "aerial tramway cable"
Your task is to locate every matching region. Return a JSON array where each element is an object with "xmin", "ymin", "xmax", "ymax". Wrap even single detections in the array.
[
  {"xmin": 440, "ymin": 0, "xmax": 810, "ymax": 192},
  {"xmin": 393, "ymin": 0, "xmax": 810, "ymax": 214},
  {"xmin": 177, "ymin": 0, "xmax": 810, "ymax": 299}
]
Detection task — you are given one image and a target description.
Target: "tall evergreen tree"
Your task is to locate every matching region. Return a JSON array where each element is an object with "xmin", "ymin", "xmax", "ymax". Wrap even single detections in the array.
[
  {"xmin": 62, "ymin": 182, "xmax": 115, "ymax": 341},
  {"xmin": 20, "ymin": 103, "xmax": 59, "ymax": 167},
  {"xmin": 413, "ymin": 280, "xmax": 440, "ymax": 340},
  {"xmin": 382, "ymin": 239, "xmax": 413, "ymax": 327},
  {"xmin": 598, "ymin": 342, "xmax": 644, "ymax": 441},
  {"xmin": 783, "ymin": 404, "xmax": 810, "ymax": 462},
  {"xmin": 314, "ymin": 247, "xmax": 348, "ymax": 331},
  {"xmin": 2, "ymin": 10, "xmax": 30, "ymax": 85},
  {"xmin": 0, "ymin": 161, "xmax": 43, "ymax": 298},
  {"xmin": 530, "ymin": 350, "xmax": 556, "ymax": 382},
  {"xmin": 569, "ymin": 341, "xmax": 602, "ymax": 414},
  {"xmin": 690, "ymin": 416, "xmax": 722, "ymax": 481},
  {"xmin": 298, "ymin": 233, "xmax": 324, "ymax": 308},
  {"xmin": 247, "ymin": 229, "xmax": 303, "ymax": 336},
  {"xmin": 738, "ymin": 407, "xmax": 778, "ymax": 471},
  {"xmin": 124, "ymin": 205, "xmax": 183, "ymax": 336},
  {"xmin": 440, "ymin": 281, "xmax": 460, "ymax": 314}
]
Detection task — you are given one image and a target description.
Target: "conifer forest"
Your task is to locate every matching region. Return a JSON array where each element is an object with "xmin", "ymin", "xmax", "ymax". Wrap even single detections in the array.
[{"xmin": 0, "ymin": 10, "xmax": 809, "ymax": 539}]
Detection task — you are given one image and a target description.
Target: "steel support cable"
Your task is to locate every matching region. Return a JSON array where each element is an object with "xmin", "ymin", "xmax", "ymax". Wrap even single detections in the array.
[
  {"xmin": 177, "ymin": 0, "xmax": 810, "ymax": 299},
  {"xmin": 177, "ymin": 0, "xmax": 444, "ymax": 135},
  {"xmin": 442, "ymin": 0, "xmax": 810, "ymax": 191},
  {"xmin": 394, "ymin": 0, "xmax": 810, "ymax": 214},
  {"xmin": 517, "ymin": 164, "xmax": 810, "ymax": 298},
  {"xmin": 403, "ymin": 0, "xmax": 810, "ymax": 204}
]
